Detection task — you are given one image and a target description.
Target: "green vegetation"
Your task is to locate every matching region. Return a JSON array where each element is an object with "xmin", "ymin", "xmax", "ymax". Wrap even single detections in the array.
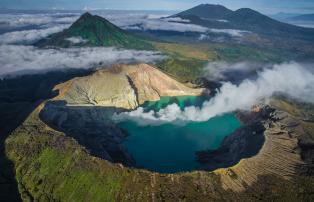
[
  {"xmin": 211, "ymin": 44, "xmax": 286, "ymax": 62},
  {"xmin": 152, "ymin": 41, "xmax": 299, "ymax": 83},
  {"xmin": 153, "ymin": 42, "xmax": 216, "ymax": 83},
  {"xmin": 0, "ymin": 70, "xmax": 91, "ymax": 201},
  {"xmin": 153, "ymin": 42, "xmax": 216, "ymax": 60},
  {"xmin": 156, "ymin": 58, "xmax": 207, "ymax": 83},
  {"xmin": 36, "ymin": 13, "xmax": 153, "ymax": 50},
  {"xmin": 6, "ymin": 116, "xmax": 123, "ymax": 201}
]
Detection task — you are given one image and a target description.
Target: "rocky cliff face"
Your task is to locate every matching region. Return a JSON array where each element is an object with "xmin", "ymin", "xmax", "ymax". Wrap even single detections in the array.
[
  {"xmin": 197, "ymin": 102, "xmax": 314, "ymax": 194},
  {"xmin": 53, "ymin": 63, "xmax": 203, "ymax": 109}
]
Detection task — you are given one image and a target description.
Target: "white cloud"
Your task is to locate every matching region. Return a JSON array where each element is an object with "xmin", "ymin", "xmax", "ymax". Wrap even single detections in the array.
[
  {"xmin": 198, "ymin": 34, "xmax": 210, "ymax": 41},
  {"xmin": 126, "ymin": 20, "xmax": 209, "ymax": 33},
  {"xmin": 208, "ymin": 29, "xmax": 251, "ymax": 37},
  {"xmin": 97, "ymin": 12, "xmax": 208, "ymax": 33},
  {"xmin": 1, "ymin": 11, "xmax": 248, "ymax": 40},
  {"xmin": 164, "ymin": 17, "xmax": 191, "ymax": 23},
  {"xmin": 199, "ymin": 29, "xmax": 251, "ymax": 40},
  {"xmin": 288, "ymin": 21, "xmax": 314, "ymax": 28},
  {"xmin": 0, "ymin": 45, "xmax": 165, "ymax": 76},
  {"xmin": 113, "ymin": 62, "xmax": 314, "ymax": 125},
  {"xmin": 0, "ymin": 25, "xmax": 69, "ymax": 44},
  {"xmin": 216, "ymin": 19, "xmax": 229, "ymax": 23},
  {"xmin": 65, "ymin": 36, "xmax": 88, "ymax": 44},
  {"xmin": 0, "ymin": 13, "xmax": 78, "ymax": 28}
]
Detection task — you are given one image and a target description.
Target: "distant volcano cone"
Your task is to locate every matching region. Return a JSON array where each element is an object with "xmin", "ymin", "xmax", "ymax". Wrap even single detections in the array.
[{"xmin": 35, "ymin": 12, "xmax": 153, "ymax": 50}]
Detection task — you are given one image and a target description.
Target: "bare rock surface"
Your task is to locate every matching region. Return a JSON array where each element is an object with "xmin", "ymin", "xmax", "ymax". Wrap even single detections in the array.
[
  {"xmin": 198, "ymin": 104, "xmax": 313, "ymax": 193},
  {"xmin": 53, "ymin": 63, "xmax": 203, "ymax": 109}
]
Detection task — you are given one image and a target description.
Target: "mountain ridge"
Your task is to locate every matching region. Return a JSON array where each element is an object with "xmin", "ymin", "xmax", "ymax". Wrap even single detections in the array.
[
  {"xmin": 289, "ymin": 13, "xmax": 314, "ymax": 21},
  {"xmin": 172, "ymin": 4, "xmax": 314, "ymax": 40}
]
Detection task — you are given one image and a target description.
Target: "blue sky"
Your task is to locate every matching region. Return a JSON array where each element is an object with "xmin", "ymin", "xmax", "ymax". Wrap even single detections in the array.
[{"xmin": 1, "ymin": 0, "xmax": 314, "ymax": 14}]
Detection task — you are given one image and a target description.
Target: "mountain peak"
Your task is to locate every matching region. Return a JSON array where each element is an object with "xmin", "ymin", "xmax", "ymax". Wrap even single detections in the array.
[
  {"xmin": 81, "ymin": 12, "xmax": 93, "ymax": 18},
  {"xmin": 173, "ymin": 3, "xmax": 233, "ymax": 19},
  {"xmin": 198, "ymin": 4, "xmax": 229, "ymax": 9},
  {"xmin": 229, "ymin": 8, "xmax": 272, "ymax": 22},
  {"xmin": 235, "ymin": 8, "xmax": 260, "ymax": 15}
]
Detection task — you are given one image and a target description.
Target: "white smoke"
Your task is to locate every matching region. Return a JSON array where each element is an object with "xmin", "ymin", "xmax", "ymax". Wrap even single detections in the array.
[
  {"xmin": 204, "ymin": 61, "xmax": 266, "ymax": 80},
  {"xmin": 113, "ymin": 62, "xmax": 314, "ymax": 125}
]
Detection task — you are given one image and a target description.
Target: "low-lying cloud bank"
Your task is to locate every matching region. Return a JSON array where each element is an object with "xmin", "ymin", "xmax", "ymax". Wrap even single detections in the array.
[
  {"xmin": 125, "ymin": 20, "xmax": 209, "ymax": 33},
  {"xmin": 208, "ymin": 29, "xmax": 251, "ymax": 37},
  {"xmin": 97, "ymin": 12, "xmax": 203, "ymax": 32},
  {"xmin": 0, "ymin": 25, "xmax": 69, "ymax": 44},
  {"xmin": 113, "ymin": 62, "xmax": 314, "ymax": 125},
  {"xmin": 98, "ymin": 12, "xmax": 244, "ymax": 34},
  {"xmin": 0, "ymin": 13, "xmax": 79, "ymax": 28},
  {"xmin": 0, "ymin": 45, "xmax": 165, "ymax": 77}
]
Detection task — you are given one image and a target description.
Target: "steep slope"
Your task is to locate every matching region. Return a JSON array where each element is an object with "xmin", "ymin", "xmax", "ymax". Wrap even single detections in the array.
[
  {"xmin": 53, "ymin": 63, "xmax": 204, "ymax": 109},
  {"xmin": 35, "ymin": 12, "xmax": 153, "ymax": 50}
]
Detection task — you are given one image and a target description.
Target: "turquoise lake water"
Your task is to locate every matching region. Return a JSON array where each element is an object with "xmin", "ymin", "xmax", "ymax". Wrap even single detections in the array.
[{"xmin": 118, "ymin": 96, "xmax": 242, "ymax": 173}]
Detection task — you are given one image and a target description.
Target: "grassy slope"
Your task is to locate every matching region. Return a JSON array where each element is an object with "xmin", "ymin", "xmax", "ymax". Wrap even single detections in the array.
[
  {"xmin": 0, "ymin": 70, "xmax": 92, "ymax": 201},
  {"xmin": 6, "ymin": 107, "xmax": 123, "ymax": 201},
  {"xmin": 153, "ymin": 42, "xmax": 216, "ymax": 82},
  {"xmin": 211, "ymin": 44, "xmax": 287, "ymax": 63}
]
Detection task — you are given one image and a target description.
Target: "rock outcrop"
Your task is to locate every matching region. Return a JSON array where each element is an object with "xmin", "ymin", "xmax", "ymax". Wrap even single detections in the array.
[
  {"xmin": 197, "ymin": 105, "xmax": 271, "ymax": 171},
  {"xmin": 53, "ymin": 63, "xmax": 203, "ymax": 109}
]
